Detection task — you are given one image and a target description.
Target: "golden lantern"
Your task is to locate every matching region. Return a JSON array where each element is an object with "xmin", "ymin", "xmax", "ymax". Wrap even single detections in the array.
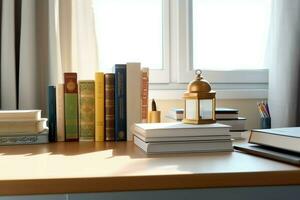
[{"xmin": 183, "ymin": 70, "xmax": 216, "ymax": 124}]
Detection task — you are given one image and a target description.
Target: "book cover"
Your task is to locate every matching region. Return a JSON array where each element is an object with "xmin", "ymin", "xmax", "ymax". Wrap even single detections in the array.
[
  {"xmin": 134, "ymin": 136, "xmax": 232, "ymax": 154},
  {"xmin": 217, "ymin": 117, "xmax": 246, "ymax": 131},
  {"xmin": 126, "ymin": 63, "xmax": 141, "ymax": 141},
  {"xmin": 234, "ymin": 144, "xmax": 300, "ymax": 166},
  {"xmin": 215, "ymin": 107, "xmax": 239, "ymax": 119},
  {"xmin": 0, "ymin": 119, "xmax": 47, "ymax": 134},
  {"xmin": 0, "ymin": 130, "xmax": 49, "ymax": 146},
  {"xmin": 133, "ymin": 131, "xmax": 231, "ymax": 142},
  {"xmin": 114, "ymin": 64, "xmax": 127, "ymax": 141},
  {"xmin": 48, "ymin": 85, "xmax": 57, "ymax": 142},
  {"xmin": 104, "ymin": 73, "xmax": 115, "ymax": 141},
  {"xmin": 79, "ymin": 81, "xmax": 95, "ymax": 141},
  {"xmin": 56, "ymin": 84, "xmax": 65, "ymax": 141},
  {"xmin": 141, "ymin": 68, "xmax": 149, "ymax": 123},
  {"xmin": 95, "ymin": 72, "xmax": 105, "ymax": 141},
  {"xmin": 133, "ymin": 122, "xmax": 230, "ymax": 138},
  {"xmin": 64, "ymin": 73, "xmax": 79, "ymax": 141},
  {"xmin": 0, "ymin": 110, "xmax": 41, "ymax": 121},
  {"xmin": 249, "ymin": 127, "xmax": 300, "ymax": 153}
]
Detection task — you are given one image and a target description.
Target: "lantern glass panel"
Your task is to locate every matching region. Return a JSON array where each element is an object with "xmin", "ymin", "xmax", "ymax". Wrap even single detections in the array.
[
  {"xmin": 186, "ymin": 99, "xmax": 198, "ymax": 120},
  {"xmin": 199, "ymin": 99, "xmax": 213, "ymax": 119}
]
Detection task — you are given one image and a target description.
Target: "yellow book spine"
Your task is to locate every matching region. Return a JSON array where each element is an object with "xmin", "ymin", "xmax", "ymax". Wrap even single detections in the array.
[{"xmin": 95, "ymin": 72, "xmax": 105, "ymax": 141}]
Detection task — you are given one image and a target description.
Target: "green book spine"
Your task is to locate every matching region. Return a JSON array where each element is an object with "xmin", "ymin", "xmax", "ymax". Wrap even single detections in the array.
[
  {"xmin": 64, "ymin": 73, "xmax": 79, "ymax": 141},
  {"xmin": 79, "ymin": 81, "xmax": 95, "ymax": 141},
  {"xmin": 64, "ymin": 94, "xmax": 79, "ymax": 141}
]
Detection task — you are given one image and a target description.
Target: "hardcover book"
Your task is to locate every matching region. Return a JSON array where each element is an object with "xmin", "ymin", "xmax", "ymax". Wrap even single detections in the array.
[
  {"xmin": 64, "ymin": 73, "xmax": 79, "ymax": 141},
  {"xmin": 79, "ymin": 81, "xmax": 95, "ymax": 141},
  {"xmin": 133, "ymin": 122, "xmax": 231, "ymax": 138},
  {"xmin": 56, "ymin": 84, "xmax": 65, "ymax": 141},
  {"xmin": 0, "ymin": 110, "xmax": 41, "ymax": 121},
  {"xmin": 114, "ymin": 64, "xmax": 127, "ymax": 141},
  {"xmin": 95, "ymin": 72, "xmax": 105, "ymax": 141},
  {"xmin": 48, "ymin": 86, "xmax": 57, "ymax": 142},
  {"xmin": 249, "ymin": 127, "xmax": 300, "ymax": 153},
  {"xmin": 126, "ymin": 63, "xmax": 141, "ymax": 141},
  {"xmin": 234, "ymin": 144, "xmax": 300, "ymax": 166},
  {"xmin": 134, "ymin": 136, "xmax": 232, "ymax": 154},
  {"xmin": 0, "ymin": 119, "xmax": 47, "ymax": 135},
  {"xmin": 141, "ymin": 68, "xmax": 149, "ymax": 123},
  {"xmin": 133, "ymin": 131, "xmax": 231, "ymax": 142},
  {"xmin": 104, "ymin": 73, "xmax": 115, "ymax": 141},
  {"xmin": 0, "ymin": 130, "xmax": 49, "ymax": 146},
  {"xmin": 215, "ymin": 107, "xmax": 239, "ymax": 119},
  {"xmin": 217, "ymin": 117, "xmax": 246, "ymax": 131}
]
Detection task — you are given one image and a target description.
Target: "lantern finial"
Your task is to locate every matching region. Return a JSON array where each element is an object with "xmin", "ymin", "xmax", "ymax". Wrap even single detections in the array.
[{"xmin": 195, "ymin": 69, "xmax": 202, "ymax": 80}]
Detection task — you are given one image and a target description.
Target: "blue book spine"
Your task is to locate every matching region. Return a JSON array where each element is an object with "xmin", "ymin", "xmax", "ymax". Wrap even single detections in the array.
[
  {"xmin": 114, "ymin": 64, "xmax": 127, "ymax": 141},
  {"xmin": 48, "ymin": 86, "xmax": 57, "ymax": 142}
]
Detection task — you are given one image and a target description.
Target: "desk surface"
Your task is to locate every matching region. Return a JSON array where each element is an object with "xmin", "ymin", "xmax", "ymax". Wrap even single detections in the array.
[{"xmin": 0, "ymin": 139, "xmax": 299, "ymax": 195}]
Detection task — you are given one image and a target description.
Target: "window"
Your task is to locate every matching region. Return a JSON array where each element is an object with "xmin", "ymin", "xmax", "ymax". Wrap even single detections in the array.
[
  {"xmin": 92, "ymin": 0, "xmax": 272, "ymax": 84},
  {"xmin": 92, "ymin": 0, "xmax": 170, "ymax": 83},
  {"xmin": 192, "ymin": 0, "xmax": 272, "ymax": 70}
]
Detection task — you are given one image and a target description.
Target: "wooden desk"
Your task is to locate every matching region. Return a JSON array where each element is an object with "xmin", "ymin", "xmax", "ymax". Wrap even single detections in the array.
[{"xmin": 0, "ymin": 140, "xmax": 299, "ymax": 196}]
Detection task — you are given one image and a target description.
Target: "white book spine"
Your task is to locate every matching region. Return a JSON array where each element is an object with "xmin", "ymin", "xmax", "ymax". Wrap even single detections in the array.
[
  {"xmin": 56, "ymin": 84, "xmax": 65, "ymax": 141},
  {"xmin": 126, "ymin": 63, "xmax": 141, "ymax": 141}
]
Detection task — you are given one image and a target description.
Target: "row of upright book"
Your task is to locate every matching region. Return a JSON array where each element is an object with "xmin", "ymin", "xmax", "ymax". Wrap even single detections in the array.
[{"xmin": 49, "ymin": 63, "xmax": 149, "ymax": 142}]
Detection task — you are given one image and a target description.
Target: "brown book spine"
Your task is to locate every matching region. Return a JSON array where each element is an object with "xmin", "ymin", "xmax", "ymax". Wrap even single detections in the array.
[
  {"xmin": 104, "ymin": 73, "xmax": 115, "ymax": 141},
  {"xmin": 141, "ymin": 68, "xmax": 149, "ymax": 123}
]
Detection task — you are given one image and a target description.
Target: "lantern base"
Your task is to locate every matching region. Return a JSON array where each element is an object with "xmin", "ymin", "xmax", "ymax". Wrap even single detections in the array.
[{"xmin": 182, "ymin": 118, "xmax": 216, "ymax": 125}]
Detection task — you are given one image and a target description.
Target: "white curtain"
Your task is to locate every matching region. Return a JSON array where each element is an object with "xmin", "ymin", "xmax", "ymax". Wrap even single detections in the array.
[
  {"xmin": 1, "ymin": 0, "xmax": 17, "ymax": 109},
  {"xmin": 268, "ymin": 0, "xmax": 300, "ymax": 127},
  {"xmin": 58, "ymin": 0, "xmax": 98, "ymax": 81},
  {"xmin": 0, "ymin": 0, "xmax": 98, "ymax": 113}
]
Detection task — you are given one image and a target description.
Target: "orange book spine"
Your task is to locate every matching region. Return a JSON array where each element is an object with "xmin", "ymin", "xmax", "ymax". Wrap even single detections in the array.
[{"xmin": 141, "ymin": 68, "xmax": 149, "ymax": 123}]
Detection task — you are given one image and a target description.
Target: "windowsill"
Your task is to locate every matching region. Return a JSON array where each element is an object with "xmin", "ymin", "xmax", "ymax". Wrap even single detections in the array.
[{"xmin": 149, "ymin": 83, "xmax": 268, "ymax": 100}]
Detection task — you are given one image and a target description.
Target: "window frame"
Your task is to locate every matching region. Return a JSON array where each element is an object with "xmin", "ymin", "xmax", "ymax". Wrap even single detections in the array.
[{"xmin": 148, "ymin": 0, "xmax": 170, "ymax": 83}]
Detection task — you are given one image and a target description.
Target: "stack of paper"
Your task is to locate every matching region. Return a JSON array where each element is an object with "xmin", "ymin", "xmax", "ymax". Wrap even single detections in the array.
[{"xmin": 132, "ymin": 122, "xmax": 233, "ymax": 154}]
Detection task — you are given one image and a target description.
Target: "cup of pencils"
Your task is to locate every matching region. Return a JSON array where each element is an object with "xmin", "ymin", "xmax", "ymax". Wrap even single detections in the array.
[{"xmin": 257, "ymin": 101, "xmax": 271, "ymax": 129}]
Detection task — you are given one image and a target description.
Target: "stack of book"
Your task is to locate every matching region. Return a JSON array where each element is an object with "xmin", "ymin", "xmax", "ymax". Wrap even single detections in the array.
[
  {"xmin": 132, "ymin": 122, "xmax": 233, "ymax": 154},
  {"xmin": 215, "ymin": 108, "xmax": 247, "ymax": 139},
  {"xmin": 234, "ymin": 127, "xmax": 300, "ymax": 166},
  {"xmin": 165, "ymin": 107, "xmax": 247, "ymax": 139},
  {"xmin": 0, "ymin": 110, "xmax": 48, "ymax": 146}
]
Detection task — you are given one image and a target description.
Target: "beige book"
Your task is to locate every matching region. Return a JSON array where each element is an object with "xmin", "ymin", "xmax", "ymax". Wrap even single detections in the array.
[
  {"xmin": 0, "ymin": 119, "xmax": 47, "ymax": 134},
  {"xmin": 0, "ymin": 110, "xmax": 41, "ymax": 121},
  {"xmin": 126, "ymin": 63, "xmax": 141, "ymax": 141},
  {"xmin": 56, "ymin": 84, "xmax": 65, "ymax": 141}
]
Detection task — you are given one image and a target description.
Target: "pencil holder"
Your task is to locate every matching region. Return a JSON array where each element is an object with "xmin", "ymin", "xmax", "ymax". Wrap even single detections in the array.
[{"xmin": 260, "ymin": 117, "xmax": 271, "ymax": 129}]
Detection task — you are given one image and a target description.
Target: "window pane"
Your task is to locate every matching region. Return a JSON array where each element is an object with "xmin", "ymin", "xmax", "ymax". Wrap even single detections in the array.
[
  {"xmin": 192, "ymin": 0, "xmax": 272, "ymax": 70},
  {"xmin": 92, "ymin": 0, "xmax": 163, "ymax": 72}
]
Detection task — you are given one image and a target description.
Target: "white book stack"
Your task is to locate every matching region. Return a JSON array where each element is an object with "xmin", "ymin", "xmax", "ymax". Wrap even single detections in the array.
[
  {"xmin": 132, "ymin": 122, "xmax": 233, "ymax": 154},
  {"xmin": 0, "ymin": 110, "xmax": 49, "ymax": 145},
  {"xmin": 215, "ymin": 108, "xmax": 247, "ymax": 139}
]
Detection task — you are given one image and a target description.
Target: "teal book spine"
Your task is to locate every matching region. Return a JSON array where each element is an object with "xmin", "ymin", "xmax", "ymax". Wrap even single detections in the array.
[
  {"xmin": 114, "ymin": 64, "xmax": 127, "ymax": 141},
  {"xmin": 48, "ymin": 85, "xmax": 57, "ymax": 142}
]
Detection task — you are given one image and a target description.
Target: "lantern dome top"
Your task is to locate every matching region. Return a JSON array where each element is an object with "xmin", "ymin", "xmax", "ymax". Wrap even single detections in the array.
[{"xmin": 187, "ymin": 70, "xmax": 212, "ymax": 93}]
